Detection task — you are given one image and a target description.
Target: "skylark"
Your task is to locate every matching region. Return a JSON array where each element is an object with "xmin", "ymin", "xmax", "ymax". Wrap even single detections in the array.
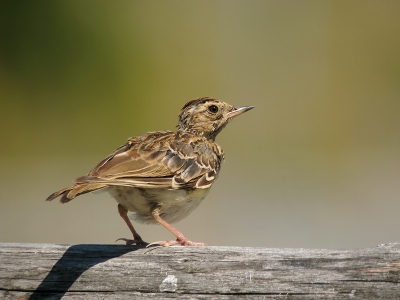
[{"xmin": 47, "ymin": 97, "xmax": 254, "ymax": 246}]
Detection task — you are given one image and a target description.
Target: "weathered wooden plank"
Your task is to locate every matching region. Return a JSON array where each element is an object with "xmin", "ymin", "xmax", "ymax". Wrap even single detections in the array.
[{"xmin": 1, "ymin": 243, "xmax": 400, "ymax": 299}]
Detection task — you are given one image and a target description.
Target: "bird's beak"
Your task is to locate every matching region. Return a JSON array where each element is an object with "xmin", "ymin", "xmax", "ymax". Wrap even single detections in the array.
[{"xmin": 226, "ymin": 106, "xmax": 254, "ymax": 120}]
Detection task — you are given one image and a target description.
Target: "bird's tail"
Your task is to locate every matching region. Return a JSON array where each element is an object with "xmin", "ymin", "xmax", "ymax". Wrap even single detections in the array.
[{"xmin": 46, "ymin": 182, "xmax": 108, "ymax": 203}]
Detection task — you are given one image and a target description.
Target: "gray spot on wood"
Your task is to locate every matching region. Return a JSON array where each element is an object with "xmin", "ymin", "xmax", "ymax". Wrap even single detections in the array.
[{"xmin": 159, "ymin": 274, "xmax": 177, "ymax": 292}]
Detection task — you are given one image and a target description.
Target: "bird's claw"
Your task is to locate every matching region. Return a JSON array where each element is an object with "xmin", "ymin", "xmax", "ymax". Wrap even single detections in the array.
[
  {"xmin": 116, "ymin": 237, "xmax": 148, "ymax": 246},
  {"xmin": 147, "ymin": 237, "xmax": 206, "ymax": 247}
]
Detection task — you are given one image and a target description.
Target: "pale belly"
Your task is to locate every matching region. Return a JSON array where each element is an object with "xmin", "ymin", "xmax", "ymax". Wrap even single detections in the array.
[{"xmin": 107, "ymin": 186, "xmax": 210, "ymax": 224}]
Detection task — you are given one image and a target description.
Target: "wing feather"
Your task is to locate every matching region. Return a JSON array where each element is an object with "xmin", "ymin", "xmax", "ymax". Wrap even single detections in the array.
[{"xmin": 74, "ymin": 130, "xmax": 224, "ymax": 192}]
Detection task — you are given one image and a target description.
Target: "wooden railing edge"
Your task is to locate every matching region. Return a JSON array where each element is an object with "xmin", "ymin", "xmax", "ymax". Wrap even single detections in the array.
[{"xmin": 1, "ymin": 242, "xmax": 400, "ymax": 299}]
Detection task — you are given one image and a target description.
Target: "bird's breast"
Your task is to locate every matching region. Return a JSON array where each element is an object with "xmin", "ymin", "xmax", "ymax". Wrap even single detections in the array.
[{"xmin": 108, "ymin": 186, "xmax": 210, "ymax": 224}]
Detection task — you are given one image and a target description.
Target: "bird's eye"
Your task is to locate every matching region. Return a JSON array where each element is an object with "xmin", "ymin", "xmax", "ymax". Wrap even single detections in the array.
[{"xmin": 208, "ymin": 105, "xmax": 219, "ymax": 113}]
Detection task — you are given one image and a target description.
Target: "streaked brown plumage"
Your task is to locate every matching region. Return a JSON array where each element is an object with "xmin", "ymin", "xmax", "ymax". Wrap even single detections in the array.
[{"xmin": 46, "ymin": 97, "xmax": 253, "ymax": 246}]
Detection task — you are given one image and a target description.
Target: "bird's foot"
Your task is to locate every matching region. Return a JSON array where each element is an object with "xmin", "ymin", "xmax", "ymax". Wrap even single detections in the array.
[
  {"xmin": 116, "ymin": 237, "xmax": 148, "ymax": 246},
  {"xmin": 147, "ymin": 237, "xmax": 207, "ymax": 247}
]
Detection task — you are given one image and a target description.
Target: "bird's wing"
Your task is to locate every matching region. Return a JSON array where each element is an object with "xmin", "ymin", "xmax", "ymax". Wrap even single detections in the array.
[{"xmin": 77, "ymin": 131, "xmax": 224, "ymax": 190}]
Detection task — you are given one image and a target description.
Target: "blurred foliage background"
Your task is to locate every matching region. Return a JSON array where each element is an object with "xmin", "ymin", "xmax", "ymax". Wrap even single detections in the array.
[{"xmin": 1, "ymin": 0, "xmax": 399, "ymax": 249}]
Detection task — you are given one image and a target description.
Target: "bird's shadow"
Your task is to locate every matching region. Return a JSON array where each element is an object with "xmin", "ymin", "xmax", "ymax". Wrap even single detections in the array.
[{"xmin": 28, "ymin": 244, "xmax": 143, "ymax": 300}]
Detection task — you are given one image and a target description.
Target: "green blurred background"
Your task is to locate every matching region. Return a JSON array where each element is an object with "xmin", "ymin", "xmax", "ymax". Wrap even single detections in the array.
[{"xmin": 1, "ymin": 0, "xmax": 399, "ymax": 249}]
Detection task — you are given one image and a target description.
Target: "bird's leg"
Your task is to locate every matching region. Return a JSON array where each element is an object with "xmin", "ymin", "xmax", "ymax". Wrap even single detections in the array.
[
  {"xmin": 148, "ymin": 205, "xmax": 206, "ymax": 247},
  {"xmin": 116, "ymin": 204, "xmax": 148, "ymax": 246}
]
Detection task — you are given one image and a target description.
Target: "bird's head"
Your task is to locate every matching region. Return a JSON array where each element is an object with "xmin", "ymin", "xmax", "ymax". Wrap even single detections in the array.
[{"xmin": 177, "ymin": 97, "xmax": 254, "ymax": 141}]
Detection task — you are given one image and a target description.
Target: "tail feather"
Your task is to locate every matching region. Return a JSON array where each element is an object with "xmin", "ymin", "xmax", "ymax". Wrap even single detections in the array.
[
  {"xmin": 46, "ymin": 183, "xmax": 108, "ymax": 203},
  {"xmin": 65, "ymin": 183, "xmax": 108, "ymax": 200},
  {"xmin": 46, "ymin": 186, "xmax": 72, "ymax": 202}
]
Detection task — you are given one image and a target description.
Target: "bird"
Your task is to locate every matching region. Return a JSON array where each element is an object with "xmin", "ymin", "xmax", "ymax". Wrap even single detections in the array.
[{"xmin": 46, "ymin": 97, "xmax": 254, "ymax": 246}]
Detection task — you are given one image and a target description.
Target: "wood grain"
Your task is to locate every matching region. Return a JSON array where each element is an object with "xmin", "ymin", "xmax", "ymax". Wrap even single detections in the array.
[{"xmin": 1, "ymin": 243, "xmax": 400, "ymax": 299}]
